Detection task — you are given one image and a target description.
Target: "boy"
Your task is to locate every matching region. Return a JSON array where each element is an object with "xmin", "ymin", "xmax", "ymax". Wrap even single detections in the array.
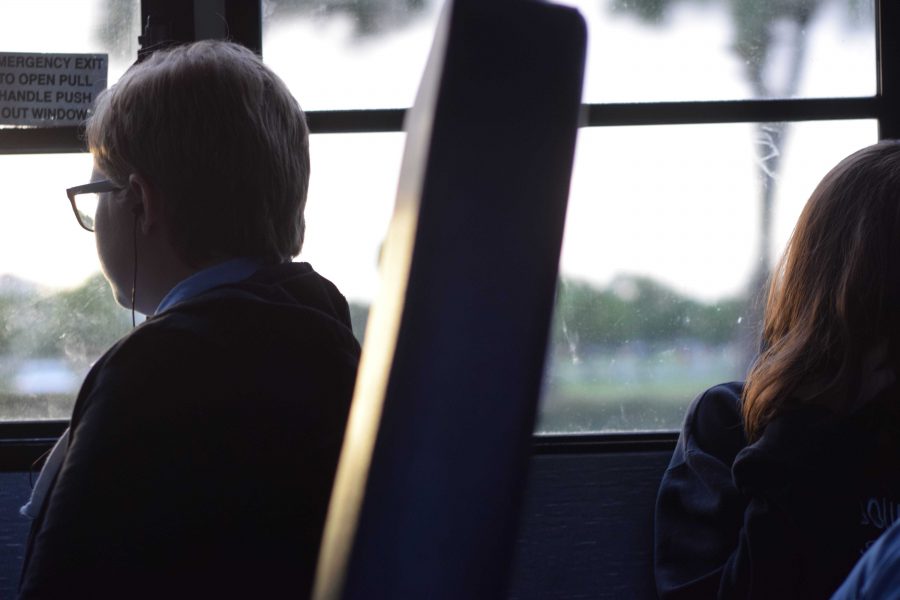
[{"xmin": 20, "ymin": 41, "xmax": 360, "ymax": 599}]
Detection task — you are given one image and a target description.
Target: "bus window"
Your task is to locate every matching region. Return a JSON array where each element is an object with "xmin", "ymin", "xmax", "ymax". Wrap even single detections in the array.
[
  {"xmin": 0, "ymin": 0, "xmax": 878, "ymax": 431},
  {"xmin": 534, "ymin": 0, "xmax": 875, "ymax": 432},
  {"xmin": 0, "ymin": 154, "xmax": 132, "ymax": 420},
  {"xmin": 262, "ymin": 0, "xmax": 444, "ymax": 111},
  {"xmin": 302, "ymin": 133, "xmax": 403, "ymax": 338},
  {"xmin": 0, "ymin": 1, "xmax": 139, "ymax": 420},
  {"xmin": 539, "ymin": 119, "xmax": 877, "ymax": 433},
  {"xmin": 262, "ymin": 5, "xmax": 441, "ymax": 335},
  {"xmin": 263, "ymin": 0, "xmax": 877, "ymax": 435},
  {"xmin": 0, "ymin": 1, "xmax": 138, "ymax": 81},
  {"xmin": 568, "ymin": 0, "xmax": 875, "ymax": 103}
]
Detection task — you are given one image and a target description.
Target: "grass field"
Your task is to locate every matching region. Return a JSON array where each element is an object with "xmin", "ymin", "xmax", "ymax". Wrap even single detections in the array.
[{"xmin": 537, "ymin": 343, "xmax": 746, "ymax": 433}]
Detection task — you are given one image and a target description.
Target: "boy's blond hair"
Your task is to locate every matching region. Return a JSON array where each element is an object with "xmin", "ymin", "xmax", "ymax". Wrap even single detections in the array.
[{"xmin": 86, "ymin": 40, "xmax": 309, "ymax": 264}]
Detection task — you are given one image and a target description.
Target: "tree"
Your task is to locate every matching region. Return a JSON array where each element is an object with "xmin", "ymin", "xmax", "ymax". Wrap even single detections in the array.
[{"xmin": 551, "ymin": 275, "xmax": 744, "ymax": 351}]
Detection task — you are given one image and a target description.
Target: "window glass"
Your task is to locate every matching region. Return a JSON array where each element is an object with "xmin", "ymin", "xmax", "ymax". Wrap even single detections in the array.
[
  {"xmin": 262, "ymin": 0, "xmax": 444, "ymax": 110},
  {"xmin": 0, "ymin": 1, "xmax": 140, "ymax": 420},
  {"xmin": 0, "ymin": 0, "xmax": 140, "ymax": 98},
  {"xmin": 0, "ymin": 2, "xmax": 883, "ymax": 428},
  {"xmin": 0, "ymin": 133, "xmax": 401, "ymax": 420},
  {"xmin": 0, "ymin": 154, "xmax": 131, "ymax": 420},
  {"xmin": 262, "ymin": 0, "xmax": 874, "ymax": 109},
  {"xmin": 563, "ymin": 0, "xmax": 876, "ymax": 103},
  {"xmin": 536, "ymin": 119, "xmax": 878, "ymax": 434},
  {"xmin": 299, "ymin": 133, "xmax": 403, "ymax": 336}
]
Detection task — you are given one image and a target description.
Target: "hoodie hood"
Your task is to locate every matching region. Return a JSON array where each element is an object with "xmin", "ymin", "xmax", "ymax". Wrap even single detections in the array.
[
  {"xmin": 199, "ymin": 261, "xmax": 356, "ymax": 330},
  {"xmin": 145, "ymin": 261, "xmax": 361, "ymax": 365}
]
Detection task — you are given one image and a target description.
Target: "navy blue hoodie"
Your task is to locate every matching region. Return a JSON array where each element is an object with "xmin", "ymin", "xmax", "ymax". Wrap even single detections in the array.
[
  {"xmin": 655, "ymin": 382, "xmax": 900, "ymax": 599},
  {"xmin": 19, "ymin": 261, "xmax": 361, "ymax": 600}
]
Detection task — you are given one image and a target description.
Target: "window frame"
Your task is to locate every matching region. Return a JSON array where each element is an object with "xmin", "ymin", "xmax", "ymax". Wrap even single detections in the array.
[{"xmin": 0, "ymin": 0, "xmax": 896, "ymax": 457}]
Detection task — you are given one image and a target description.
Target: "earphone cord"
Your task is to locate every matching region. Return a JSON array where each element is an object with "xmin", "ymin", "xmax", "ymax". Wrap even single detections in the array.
[{"xmin": 131, "ymin": 212, "xmax": 138, "ymax": 328}]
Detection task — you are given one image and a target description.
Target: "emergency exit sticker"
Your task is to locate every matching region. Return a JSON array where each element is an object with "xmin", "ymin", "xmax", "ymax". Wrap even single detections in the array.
[{"xmin": 0, "ymin": 52, "xmax": 107, "ymax": 126}]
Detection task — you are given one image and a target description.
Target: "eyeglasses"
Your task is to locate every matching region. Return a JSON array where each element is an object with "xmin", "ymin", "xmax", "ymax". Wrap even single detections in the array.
[{"xmin": 66, "ymin": 179, "xmax": 124, "ymax": 232}]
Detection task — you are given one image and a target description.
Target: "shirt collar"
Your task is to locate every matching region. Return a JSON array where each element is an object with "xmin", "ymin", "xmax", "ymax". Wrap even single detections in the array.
[{"xmin": 155, "ymin": 257, "xmax": 263, "ymax": 315}]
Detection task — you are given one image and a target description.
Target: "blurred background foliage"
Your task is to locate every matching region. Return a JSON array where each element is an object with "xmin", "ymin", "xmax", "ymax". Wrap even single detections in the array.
[{"xmin": 0, "ymin": 273, "xmax": 129, "ymax": 367}]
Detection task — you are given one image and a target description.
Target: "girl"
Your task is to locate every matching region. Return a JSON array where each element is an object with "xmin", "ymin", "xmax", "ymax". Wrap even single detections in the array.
[{"xmin": 655, "ymin": 141, "xmax": 900, "ymax": 599}]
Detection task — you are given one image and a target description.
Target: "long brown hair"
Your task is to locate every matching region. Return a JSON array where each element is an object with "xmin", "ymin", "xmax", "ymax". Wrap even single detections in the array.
[{"xmin": 743, "ymin": 141, "xmax": 900, "ymax": 440}]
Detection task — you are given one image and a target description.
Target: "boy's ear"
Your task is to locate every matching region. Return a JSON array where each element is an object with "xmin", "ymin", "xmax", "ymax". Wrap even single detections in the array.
[{"xmin": 127, "ymin": 173, "xmax": 162, "ymax": 234}]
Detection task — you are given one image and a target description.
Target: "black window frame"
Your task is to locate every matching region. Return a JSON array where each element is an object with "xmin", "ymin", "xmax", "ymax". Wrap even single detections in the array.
[{"xmin": 0, "ymin": 0, "xmax": 896, "ymax": 459}]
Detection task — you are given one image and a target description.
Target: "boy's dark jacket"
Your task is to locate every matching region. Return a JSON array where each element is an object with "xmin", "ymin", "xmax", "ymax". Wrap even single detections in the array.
[
  {"xmin": 655, "ymin": 381, "xmax": 900, "ymax": 599},
  {"xmin": 18, "ymin": 262, "xmax": 361, "ymax": 600}
]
